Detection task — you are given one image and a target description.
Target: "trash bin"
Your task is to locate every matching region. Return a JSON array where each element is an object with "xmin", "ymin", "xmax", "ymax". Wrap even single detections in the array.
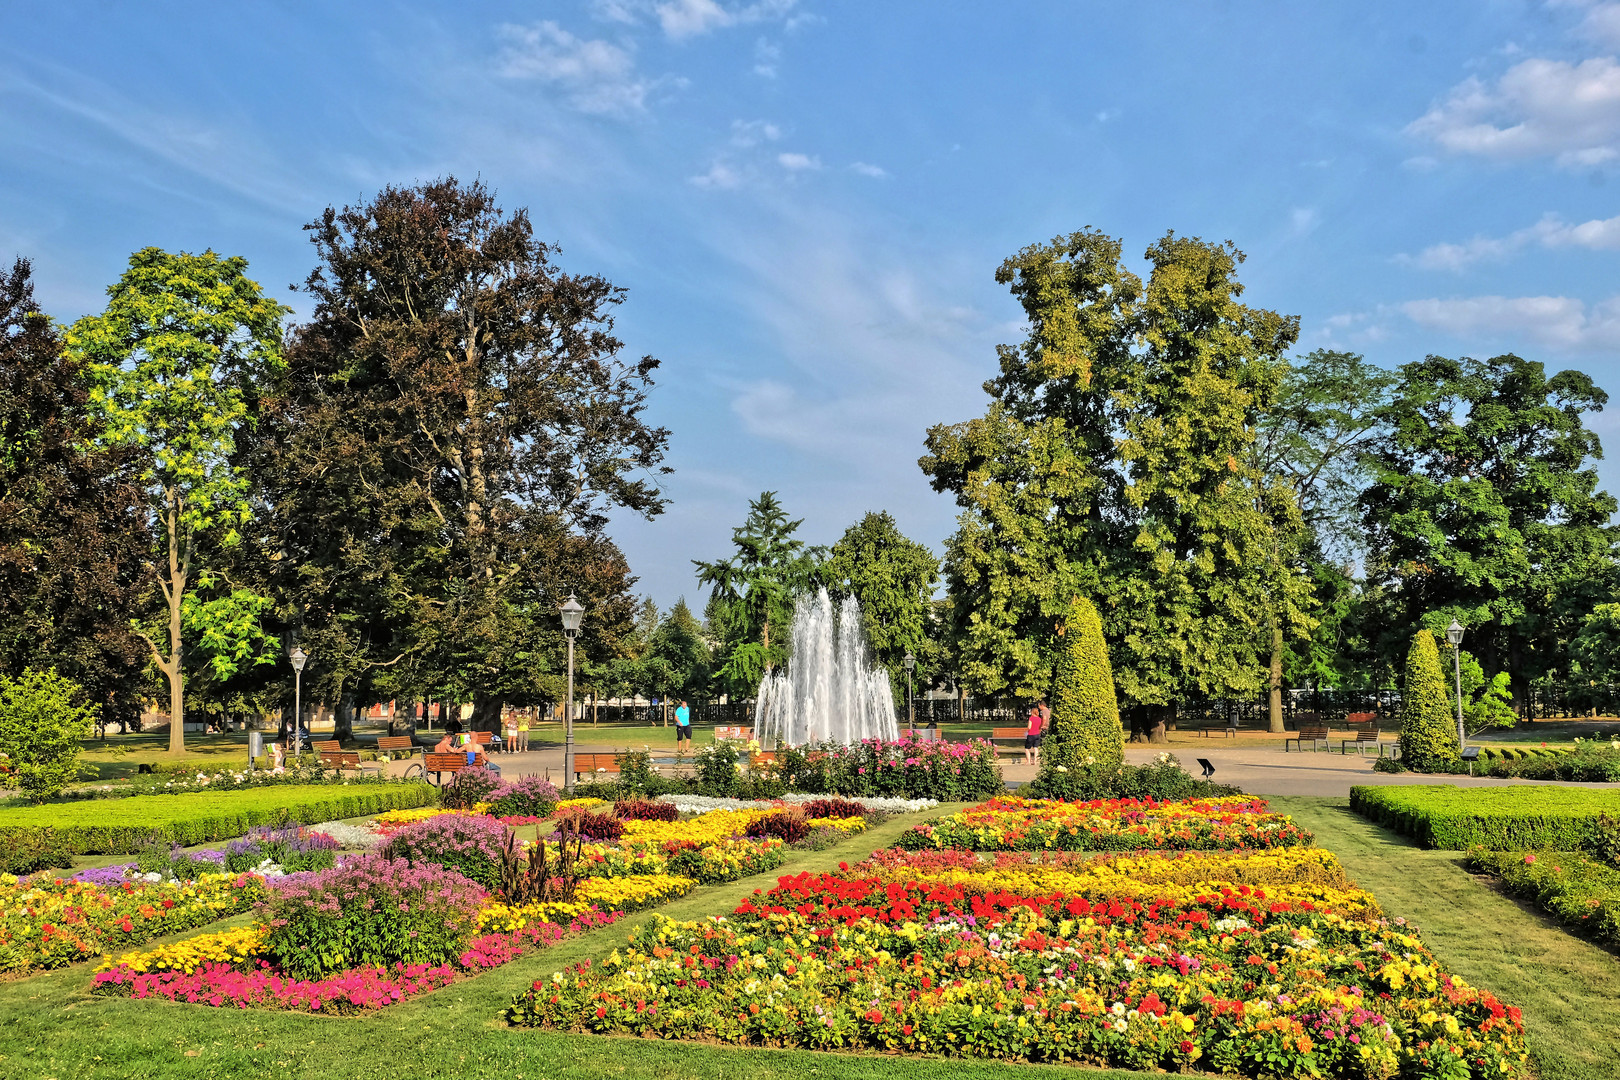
[{"xmin": 248, "ymin": 731, "xmax": 263, "ymax": 770}]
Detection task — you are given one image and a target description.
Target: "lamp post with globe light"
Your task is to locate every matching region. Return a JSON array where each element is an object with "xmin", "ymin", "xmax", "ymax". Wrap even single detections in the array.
[
  {"xmin": 289, "ymin": 646, "xmax": 308, "ymax": 757},
  {"xmin": 1446, "ymin": 620, "xmax": 1465, "ymax": 749},
  {"xmin": 559, "ymin": 593, "xmax": 585, "ymax": 793}
]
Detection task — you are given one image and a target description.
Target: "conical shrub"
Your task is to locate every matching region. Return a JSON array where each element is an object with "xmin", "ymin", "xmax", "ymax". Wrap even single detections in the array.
[
  {"xmin": 1040, "ymin": 596, "xmax": 1125, "ymax": 780},
  {"xmin": 1400, "ymin": 629, "xmax": 1460, "ymax": 770}
]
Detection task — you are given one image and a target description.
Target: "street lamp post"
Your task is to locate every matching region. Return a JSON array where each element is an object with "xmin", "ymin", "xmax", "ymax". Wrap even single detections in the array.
[
  {"xmin": 289, "ymin": 646, "xmax": 308, "ymax": 758},
  {"xmin": 903, "ymin": 651, "xmax": 915, "ymax": 731},
  {"xmin": 1446, "ymin": 620, "xmax": 1465, "ymax": 749},
  {"xmin": 559, "ymin": 593, "xmax": 585, "ymax": 794}
]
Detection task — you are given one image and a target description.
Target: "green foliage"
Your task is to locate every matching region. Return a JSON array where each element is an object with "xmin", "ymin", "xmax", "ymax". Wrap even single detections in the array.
[
  {"xmin": 0, "ymin": 826, "xmax": 72, "ymax": 875},
  {"xmin": 1351, "ymin": 784, "xmax": 1620, "ymax": 851},
  {"xmin": 691, "ymin": 742, "xmax": 741, "ymax": 795},
  {"xmin": 1467, "ymin": 848, "xmax": 1620, "ymax": 950},
  {"xmin": 824, "ymin": 511, "xmax": 940, "ymax": 700},
  {"xmin": 646, "ymin": 598, "xmax": 712, "ymax": 701},
  {"xmin": 0, "ymin": 667, "xmax": 98, "ymax": 801},
  {"xmin": 695, "ymin": 492, "xmax": 824, "ymax": 697},
  {"xmin": 0, "ymin": 782, "xmax": 435, "ymax": 854},
  {"xmin": 1027, "ymin": 752, "xmax": 1241, "ymax": 802},
  {"xmin": 1036, "ymin": 597, "xmax": 1123, "ymax": 795},
  {"xmin": 1399, "ymin": 630, "xmax": 1459, "ymax": 769},
  {"xmin": 922, "ymin": 229, "xmax": 1310, "ymax": 706},
  {"xmin": 1571, "ymin": 603, "xmax": 1620, "ymax": 687},
  {"xmin": 1360, "ymin": 353, "xmax": 1618, "ymax": 697},
  {"xmin": 66, "ymin": 247, "xmax": 288, "ymax": 753}
]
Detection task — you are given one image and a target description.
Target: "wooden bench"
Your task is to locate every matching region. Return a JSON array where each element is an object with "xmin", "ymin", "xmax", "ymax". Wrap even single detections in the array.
[
  {"xmin": 1197, "ymin": 718, "xmax": 1238, "ymax": 738},
  {"xmin": 904, "ymin": 727, "xmax": 943, "ymax": 742},
  {"xmin": 990, "ymin": 727, "xmax": 1031, "ymax": 755},
  {"xmin": 422, "ymin": 751, "xmax": 487, "ymax": 785},
  {"xmin": 748, "ymin": 750, "xmax": 778, "ymax": 769},
  {"xmin": 713, "ymin": 725, "xmax": 753, "ymax": 742},
  {"xmin": 318, "ymin": 749, "xmax": 384, "ymax": 776},
  {"xmin": 470, "ymin": 729, "xmax": 504, "ymax": 754},
  {"xmin": 572, "ymin": 752, "xmax": 621, "ymax": 781},
  {"xmin": 375, "ymin": 735, "xmax": 421, "ymax": 760},
  {"xmin": 1284, "ymin": 726, "xmax": 1330, "ymax": 752},
  {"xmin": 313, "ymin": 740, "xmax": 342, "ymax": 755},
  {"xmin": 1340, "ymin": 729, "xmax": 1398, "ymax": 757}
]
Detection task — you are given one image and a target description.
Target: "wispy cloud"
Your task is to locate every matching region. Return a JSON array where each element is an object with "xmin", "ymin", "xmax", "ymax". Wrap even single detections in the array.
[
  {"xmin": 753, "ymin": 38, "xmax": 781, "ymax": 77},
  {"xmin": 496, "ymin": 21, "xmax": 657, "ymax": 117},
  {"xmin": 596, "ymin": 0, "xmax": 800, "ymax": 40},
  {"xmin": 777, "ymin": 151, "xmax": 820, "ymax": 170},
  {"xmin": 849, "ymin": 161, "xmax": 889, "ymax": 178},
  {"xmin": 1399, "ymin": 211, "xmax": 1620, "ymax": 270},
  {"xmin": 1402, "ymin": 293, "xmax": 1620, "ymax": 350},
  {"xmin": 730, "ymin": 118, "xmax": 781, "ymax": 146},
  {"xmin": 1407, "ymin": 54, "xmax": 1620, "ymax": 166},
  {"xmin": 689, "ymin": 160, "xmax": 743, "ymax": 188}
]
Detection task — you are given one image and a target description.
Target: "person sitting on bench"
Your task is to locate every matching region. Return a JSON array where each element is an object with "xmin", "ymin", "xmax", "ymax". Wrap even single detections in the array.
[{"xmin": 433, "ymin": 720, "xmax": 466, "ymax": 753}]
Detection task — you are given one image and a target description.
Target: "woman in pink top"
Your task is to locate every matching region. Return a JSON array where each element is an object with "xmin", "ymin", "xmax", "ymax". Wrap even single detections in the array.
[{"xmin": 1023, "ymin": 701, "xmax": 1046, "ymax": 764}]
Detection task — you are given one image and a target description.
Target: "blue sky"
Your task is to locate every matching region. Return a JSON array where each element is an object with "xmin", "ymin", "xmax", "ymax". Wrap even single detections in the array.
[{"xmin": 7, "ymin": 1, "xmax": 1620, "ymax": 609}]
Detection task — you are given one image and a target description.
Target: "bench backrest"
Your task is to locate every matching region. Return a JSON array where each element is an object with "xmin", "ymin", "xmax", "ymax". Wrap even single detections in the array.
[
  {"xmin": 1346, "ymin": 712, "xmax": 1377, "ymax": 724},
  {"xmin": 320, "ymin": 750, "xmax": 361, "ymax": 768},
  {"xmin": 313, "ymin": 740, "xmax": 341, "ymax": 753},
  {"xmin": 714, "ymin": 725, "xmax": 753, "ymax": 740},
  {"xmin": 1299, "ymin": 727, "xmax": 1329, "ymax": 737},
  {"xmin": 423, "ymin": 751, "xmax": 486, "ymax": 772},
  {"xmin": 991, "ymin": 727, "xmax": 1028, "ymax": 739},
  {"xmin": 470, "ymin": 730, "xmax": 496, "ymax": 746},
  {"xmin": 574, "ymin": 753, "xmax": 621, "ymax": 772},
  {"xmin": 1355, "ymin": 729, "xmax": 1380, "ymax": 741},
  {"xmin": 376, "ymin": 736, "xmax": 416, "ymax": 752}
]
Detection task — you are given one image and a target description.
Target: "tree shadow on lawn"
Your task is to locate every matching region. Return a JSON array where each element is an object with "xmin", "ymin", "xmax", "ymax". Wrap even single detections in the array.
[{"xmin": 1272, "ymin": 795, "xmax": 1620, "ymax": 1080}]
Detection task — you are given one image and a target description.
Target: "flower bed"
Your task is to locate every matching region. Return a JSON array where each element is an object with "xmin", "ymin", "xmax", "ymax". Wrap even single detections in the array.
[
  {"xmin": 92, "ymin": 908, "xmax": 623, "ymax": 1014},
  {"xmin": 1465, "ymin": 848, "xmax": 1620, "ymax": 949},
  {"xmin": 1350, "ymin": 784, "xmax": 1620, "ymax": 851},
  {"xmin": 771, "ymin": 736, "xmax": 1001, "ymax": 801},
  {"xmin": 0, "ymin": 872, "xmax": 266, "ymax": 974},
  {"xmin": 901, "ymin": 795, "xmax": 1312, "ymax": 852},
  {"xmin": 509, "ymin": 796, "xmax": 1527, "ymax": 1079}
]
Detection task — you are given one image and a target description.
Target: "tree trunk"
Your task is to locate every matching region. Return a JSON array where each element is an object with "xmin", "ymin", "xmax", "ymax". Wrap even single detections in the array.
[
  {"xmin": 1269, "ymin": 619, "xmax": 1285, "ymax": 733},
  {"xmin": 335, "ymin": 688, "xmax": 355, "ymax": 745}
]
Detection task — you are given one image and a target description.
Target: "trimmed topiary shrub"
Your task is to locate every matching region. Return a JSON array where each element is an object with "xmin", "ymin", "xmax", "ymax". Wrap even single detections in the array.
[
  {"xmin": 1034, "ymin": 596, "xmax": 1124, "ymax": 797},
  {"xmin": 1399, "ymin": 629, "xmax": 1459, "ymax": 770}
]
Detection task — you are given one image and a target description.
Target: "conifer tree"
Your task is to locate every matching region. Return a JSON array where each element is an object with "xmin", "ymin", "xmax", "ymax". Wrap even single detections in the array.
[
  {"xmin": 1399, "ymin": 629, "xmax": 1458, "ymax": 769},
  {"xmin": 1040, "ymin": 596, "xmax": 1124, "ymax": 781}
]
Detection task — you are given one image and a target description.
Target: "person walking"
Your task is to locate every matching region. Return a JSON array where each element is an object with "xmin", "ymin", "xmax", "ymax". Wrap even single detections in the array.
[
  {"xmin": 675, "ymin": 699, "xmax": 692, "ymax": 749},
  {"xmin": 1023, "ymin": 700, "xmax": 1046, "ymax": 765}
]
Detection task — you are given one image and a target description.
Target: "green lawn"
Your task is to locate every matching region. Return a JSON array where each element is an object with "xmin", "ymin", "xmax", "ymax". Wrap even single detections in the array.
[
  {"xmin": 1273, "ymin": 796, "xmax": 1620, "ymax": 1080},
  {"xmin": 2, "ymin": 797, "xmax": 1616, "ymax": 1079}
]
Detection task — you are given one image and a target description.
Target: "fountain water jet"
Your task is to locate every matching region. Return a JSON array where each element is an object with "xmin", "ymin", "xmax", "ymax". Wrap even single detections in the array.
[{"xmin": 755, "ymin": 589, "xmax": 899, "ymax": 748}]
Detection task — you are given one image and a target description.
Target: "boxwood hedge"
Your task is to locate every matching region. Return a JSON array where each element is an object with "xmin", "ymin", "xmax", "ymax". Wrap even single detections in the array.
[
  {"xmin": 1350, "ymin": 784, "xmax": 1620, "ymax": 852},
  {"xmin": 0, "ymin": 783, "xmax": 437, "ymax": 855}
]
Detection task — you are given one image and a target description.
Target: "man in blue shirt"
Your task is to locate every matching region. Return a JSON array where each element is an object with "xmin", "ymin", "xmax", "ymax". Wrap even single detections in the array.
[{"xmin": 675, "ymin": 700, "xmax": 691, "ymax": 746}]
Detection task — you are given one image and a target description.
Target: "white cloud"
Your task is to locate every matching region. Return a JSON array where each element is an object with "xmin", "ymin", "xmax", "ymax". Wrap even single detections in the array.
[
  {"xmin": 1400, "ymin": 211, "xmax": 1620, "ymax": 270},
  {"xmin": 754, "ymin": 38, "xmax": 781, "ymax": 77},
  {"xmin": 1402, "ymin": 293, "xmax": 1620, "ymax": 350},
  {"xmin": 730, "ymin": 118, "xmax": 781, "ymax": 146},
  {"xmin": 497, "ymin": 22, "xmax": 652, "ymax": 116},
  {"xmin": 849, "ymin": 161, "xmax": 889, "ymax": 178},
  {"xmin": 777, "ymin": 151, "xmax": 820, "ymax": 170},
  {"xmin": 689, "ymin": 161, "xmax": 743, "ymax": 188},
  {"xmin": 1407, "ymin": 55, "xmax": 1620, "ymax": 166},
  {"xmin": 1565, "ymin": 0, "xmax": 1620, "ymax": 48},
  {"xmin": 619, "ymin": 0, "xmax": 798, "ymax": 40}
]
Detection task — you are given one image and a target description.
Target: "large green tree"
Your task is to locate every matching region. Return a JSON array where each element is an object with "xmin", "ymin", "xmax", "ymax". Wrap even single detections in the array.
[
  {"xmin": 67, "ymin": 248, "xmax": 287, "ymax": 752},
  {"xmin": 1360, "ymin": 354, "xmax": 1618, "ymax": 706},
  {"xmin": 251, "ymin": 178, "xmax": 666, "ymax": 732},
  {"xmin": 922, "ymin": 230, "xmax": 1309, "ymax": 740},
  {"xmin": 695, "ymin": 491, "xmax": 823, "ymax": 697},
  {"xmin": 0, "ymin": 258, "xmax": 148, "ymax": 727},
  {"xmin": 1252, "ymin": 350, "xmax": 1397, "ymax": 728},
  {"xmin": 824, "ymin": 511, "xmax": 940, "ymax": 707}
]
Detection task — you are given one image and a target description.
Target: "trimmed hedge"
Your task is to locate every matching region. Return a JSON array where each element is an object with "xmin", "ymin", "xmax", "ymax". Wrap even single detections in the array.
[
  {"xmin": 0, "ymin": 783, "xmax": 437, "ymax": 855},
  {"xmin": 1351, "ymin": 784, "xmax": 1620, "ymax": 852}
]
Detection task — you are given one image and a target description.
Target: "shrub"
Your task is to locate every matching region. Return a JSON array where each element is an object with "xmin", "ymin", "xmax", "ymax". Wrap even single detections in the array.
[
  {"xmin": 1486, "ymin": 742, "xmax": 1620, "ymax": 783},
  {"xmin": 1035, "ymin": 598, "xmax": 1123, "ymax": 798},
  {"xmin": 1350, "ymin": 784, "xmax": 1620, "ymax": 851},
  {"xmin": 440, "ymin": 766, "xmax": 505, "ymax": 810},
  {"xmin": 614, "ymin": 798, "xmax": 678, "ymax": 821},
  {"xmin": 745, "ymin": 811, "xmax": 810, "ymax": 844},
  {"xmin": 261, "ymin": 853, "xmax": 486, "ymax": 978},
  {"xmin": 1026, "ymin": 752, "xmax": 1239, "ymax": 801},
  {"xmin": 0, "ymin": 826, "xmax": 72, "ymax": 875},
  {"xmin": 383, "ymin": 814, "xmax": 508, "ymax": 889},
  {"xmin": 692, "ymin": 743, "xmax": 740, "ymax": 795},
  {"xmin": 554, "ymin": 809, "xmax": 624, "ymax": 842},
  {"xmin": 1399, "ymin": 630, "xmax": 1459, "ymax": 770},
  {"xmin": 0, "ymin": 783, "xmax": 436, "ymax": 855},
  {"xmin": 0, "ymin": 668, "xmax": 98, "ymax": 802},
  {"xmin": 488, "ymin": 775, "xmax": 559, "ymax": 819},
  {"xmin": 1467, "ymin": 847, "xmax": 1620, "ymax": 948},
  {"xmin": 800, "ymin": 797, "xmax": 867, "ymax": 819}
]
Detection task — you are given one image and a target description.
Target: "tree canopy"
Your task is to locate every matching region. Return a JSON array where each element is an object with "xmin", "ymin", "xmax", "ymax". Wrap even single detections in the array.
[{"xmin": 824, "ymin": 511, "xmax": 940, "ymax": 701}]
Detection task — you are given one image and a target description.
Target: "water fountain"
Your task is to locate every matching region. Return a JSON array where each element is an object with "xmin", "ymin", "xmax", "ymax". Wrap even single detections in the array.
[{"xmin": 755, "ymin": 588, "xmax": 900, "ymax": 748}]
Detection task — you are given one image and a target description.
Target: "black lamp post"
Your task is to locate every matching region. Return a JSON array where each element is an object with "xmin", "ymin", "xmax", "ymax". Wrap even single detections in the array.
[
  {"xmin": 560, "ymin": 593, "xmax": 585, "ymax": 793},
  {"xmin": 904, "ymin": 651, "xmax": 916, "ymax": 730},
  {"xmin": 1446, "ymin": 619, "xmax": 1465, "ymax": 748},
  {"xmin": 289, "ymin": 646, "xmax": 308, "ymax": 757}
]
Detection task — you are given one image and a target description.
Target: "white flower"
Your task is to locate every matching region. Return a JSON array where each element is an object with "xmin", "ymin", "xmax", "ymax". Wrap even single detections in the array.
[{"xmin": 1055, "ymin": 765, "xmax": 1068, "ymax": 773}]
